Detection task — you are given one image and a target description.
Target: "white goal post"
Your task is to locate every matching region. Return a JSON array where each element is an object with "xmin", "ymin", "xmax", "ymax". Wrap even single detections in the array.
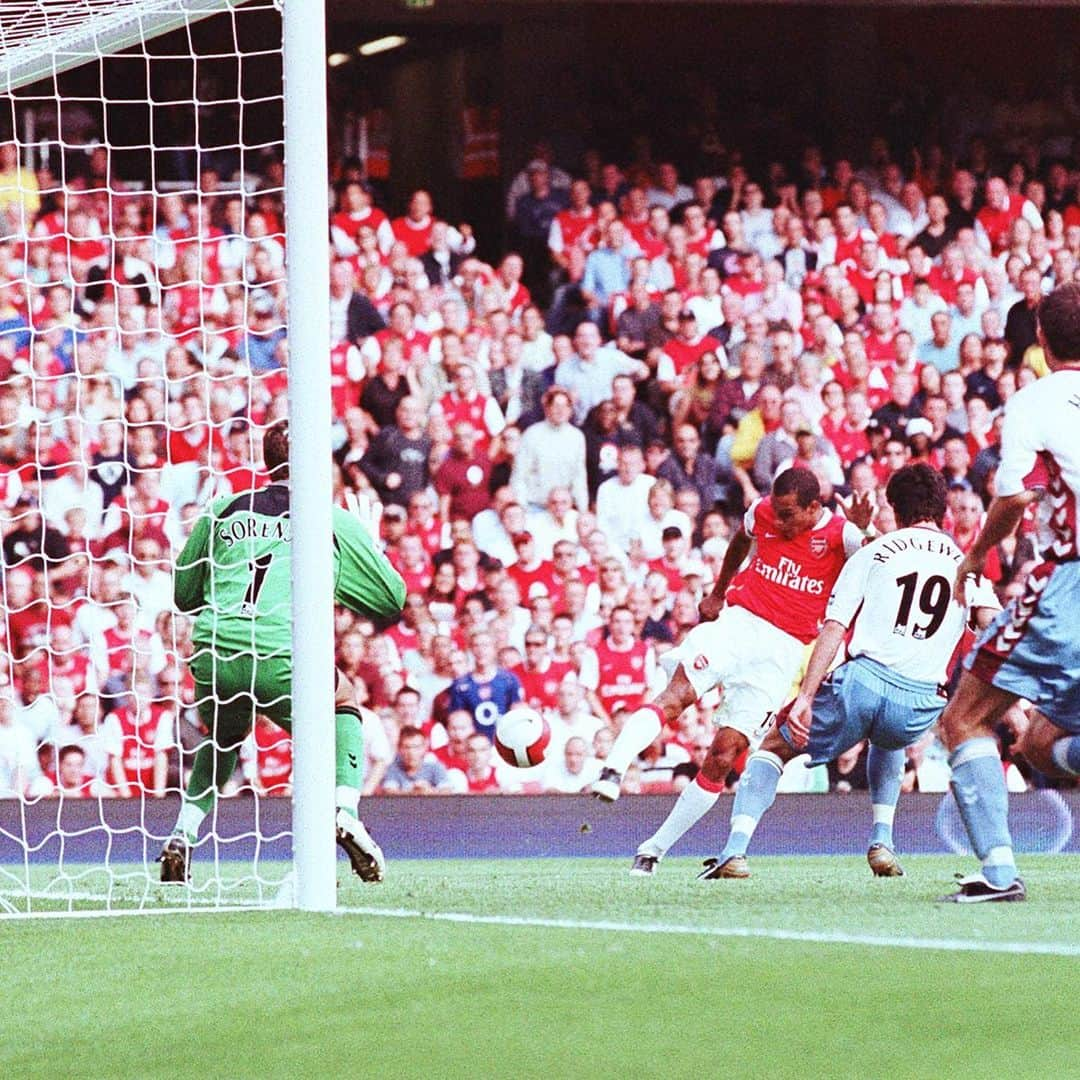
[{"xmin": 0, "ymin": 0, "xmax": 337, "ymax": 913}]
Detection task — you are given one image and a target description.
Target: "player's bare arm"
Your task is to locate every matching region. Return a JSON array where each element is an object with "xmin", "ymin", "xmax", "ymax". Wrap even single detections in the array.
[
  {"xmin": 785, "ymin": 618, "xmax": 848, "ymax": 746},
  {"xmin": 698, "ymin": 526, "xmax": 753, "ymax": 621},
  {"xmin": 953, "ymin": 490, "xmax": 1037, "ymax": 601}
]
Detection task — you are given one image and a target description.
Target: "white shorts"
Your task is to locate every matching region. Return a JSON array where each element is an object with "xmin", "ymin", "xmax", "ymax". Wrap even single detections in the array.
[{"xmin": 660, "ymin": 605, "xmax": 805, "ymax": 740}]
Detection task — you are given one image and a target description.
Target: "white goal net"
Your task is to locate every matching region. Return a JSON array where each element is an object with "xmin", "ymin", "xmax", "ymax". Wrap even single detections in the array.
[{"xmin": 0, "ymin": 0, "xmax": 300, "ymax": 913}]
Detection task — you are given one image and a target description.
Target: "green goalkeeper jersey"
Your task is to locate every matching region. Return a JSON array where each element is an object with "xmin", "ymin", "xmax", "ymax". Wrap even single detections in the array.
[{"xmin": 174, "ymin": 483, "xmax": 406, "ymax": 658}]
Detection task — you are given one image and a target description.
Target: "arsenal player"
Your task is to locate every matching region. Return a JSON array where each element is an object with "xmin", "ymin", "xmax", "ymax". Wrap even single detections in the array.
[{"xmin": 592, "ymin": 469, "xmax": 872, "ymax": 877}]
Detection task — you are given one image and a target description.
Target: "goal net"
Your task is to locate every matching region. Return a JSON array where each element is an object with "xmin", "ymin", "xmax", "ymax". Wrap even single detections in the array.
[{"xmin": 0, "ymin": 0, "xmax": 305, "ymax": 914}]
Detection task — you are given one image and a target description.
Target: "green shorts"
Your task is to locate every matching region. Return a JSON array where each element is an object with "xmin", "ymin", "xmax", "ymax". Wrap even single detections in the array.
[{"xmin": 189, "ymin": 650, "xmax": 293, "ymax": 730}]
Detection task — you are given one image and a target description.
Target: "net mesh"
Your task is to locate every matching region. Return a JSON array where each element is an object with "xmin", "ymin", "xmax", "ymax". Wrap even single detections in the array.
[{"xmin": 0, "ymin": 0, "xmax": 294, "ymax": 913}]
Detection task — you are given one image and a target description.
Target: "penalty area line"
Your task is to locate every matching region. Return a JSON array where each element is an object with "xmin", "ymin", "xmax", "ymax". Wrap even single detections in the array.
[{"xmin": 338, "ymin": 905, "xmax": 1080, "ymax": 958}]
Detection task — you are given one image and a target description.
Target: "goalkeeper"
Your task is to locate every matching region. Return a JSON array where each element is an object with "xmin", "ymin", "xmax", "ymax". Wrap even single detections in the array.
[{"xmin": 159, "ymin": 419, "xmax": 406, "ymax": 884}]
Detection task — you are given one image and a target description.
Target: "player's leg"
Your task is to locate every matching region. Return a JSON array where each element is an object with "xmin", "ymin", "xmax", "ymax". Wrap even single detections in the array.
[
  {"xmin": 937, "ymin": 670, "xmax": 1023, "ymax": 900},
  {"xmin": 939, "ymin": 562, "xmax": 1080, "ymax": 901},
  {"xmin": 593, "ymin": 665, "xmax": 697, "ymax": 803},
  {"xmin": 600, "ymin": 612, "xmax": 745, "ymax": 806},
  {"xmin": 693, "ymin": 624, "xmax": 810, "ymax": 878},
  {"xmin": 331, "ymin": 669, "xmax": 385, "ymax": 883},
  {"xmin": 633, "ymin": 722, "xmax": 751, "ymax": 876},
  {"xmin": 160, "ymin": 668, "xmax": 254, "ymax": 883},
  {"xmin": 858, "ymin": 662, "xmax": 942, "ymax": 877},
  {"xmin": 864, "ymin": 745, "xmax": 907, "ymax": 874},
  {"xmin": 267, "ymin": 666, "xmax": 385, "ymax": 882},
  {"xmin": 706, "ymin": 660, "xmax": 859, "ymax": 876},
  {"xmin": 704, "ymin": 723, "xmax": 797, "ymax": 876},
  {"xmin": 1017, "ymin": 709, "xmax": 1080, "ymax": 780}
]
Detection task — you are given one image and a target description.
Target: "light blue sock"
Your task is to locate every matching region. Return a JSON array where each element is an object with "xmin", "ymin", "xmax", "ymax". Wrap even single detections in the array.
[
  {"xmin": 721, "ymin": 751, "xmax": 783, "ymax": 859},
  {"xmin": 867, "ymin": 745, "xmax": 905, "ymax": 849},
  {"xmin": 1051, "ymin": 737, "xmax": 1080, "ymax": 777},
  {"xmin": 949, "ymin": 737, "xmax": 1017, "ymax": 888}
]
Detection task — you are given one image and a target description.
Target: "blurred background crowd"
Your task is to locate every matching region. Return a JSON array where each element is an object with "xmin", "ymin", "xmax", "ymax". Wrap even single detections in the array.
[{"xmin": 0, "ymin": 48, "xmax": 1077, "ymax": 801}]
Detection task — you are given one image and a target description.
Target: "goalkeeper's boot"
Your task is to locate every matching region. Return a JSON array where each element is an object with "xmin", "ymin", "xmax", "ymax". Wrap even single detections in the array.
[
  {"xmin": 336, "ymin": 808, "xmax": 385, "ymax": 883},
  {"xmin": 867, "ymin": 842, "xmax": 905, "ymax": 877},
  {"xmin": 697, "ymin": 854, "xmax": 750, "ymax": 880},
  {"xmin": 592, "ymin": 767, "xmax": 623, "ymax": 803},
  {"xmin": 158, "ymin": 837, "xmax": 191, "ymax": 884},
  {"xmin": 938, "ymin": 873, "xmax": 1026, "ymax": 904}
]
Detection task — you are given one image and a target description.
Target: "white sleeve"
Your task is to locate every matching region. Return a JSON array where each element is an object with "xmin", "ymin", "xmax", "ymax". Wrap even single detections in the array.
[
  {"xmin": 742, "ymin": 498, "xmax": 763, "ymax": 538},
  {"xmin": 148, "ymin": 634, "xmax": 167, "ymax": 677},
  {"xmin": 824, "ymin": 545, "xmax": 873, "ymax": 628},
  {"xmin": 655, "ymin": 353, "xmax": 676, "ymax": 385},
  {"xmin": 346, "ymin": 345, "xmax": 365, "ymax": 382},
  {"xmin": 994, "ymin": 393, "xmax": 1042, "ymax": 497},
  {"xmin": 153, "ymin": 711, "xmax": 175, "ymax": 751},
  {"xmin": 577, "ymin": 648, "xmax": 599, "ymax": 691},
  {"xmin": 1021, "ymin": 199, "xmax": 1043, "ymax": 231},
  {"xmin": 548, "ymin": 218, "xmax": 565, "ymax": 254},
  {"xmin": 972, "ymin": 276, "xmax": 989, "ymax": 309},
  {"xmin": 484, "ymin": 396, "xmax": 506, "ymax": 438},
  {"xmin": 101, "ymin": 715, "xmax": 123, "ymax": 759},
  {"xmin": 359, "ymin": 335, "xmax": 381, "ymax": 373},
  {"xmin": 89, "ymin": 633, "xmax": 108, "ymax": 678},
  {"xmin": 965, "ymin": 573, "xmax": 1003, "ymax": 614},
  {"xmin": 331, "ymin": 224, "xmax": 358, "ymax": 257},
  {"xmin": 4, "ymin": 471, "xmax": 21, "ymax": 507},
  {"xmin": 376, "ymin": 219, "xmax": 395, "ymax": 255},
  {"xmin": 446, "ymin": 225, "xmax": 476, "ymax": 256},
  {"xmin": 841, "ymin": 520, "xmax": 865, "ymax": 558}
]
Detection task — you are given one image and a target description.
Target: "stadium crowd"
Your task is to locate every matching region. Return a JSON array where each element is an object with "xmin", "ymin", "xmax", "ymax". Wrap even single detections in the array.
[{"xmin": 0, "ymin": 114, "xmax": 1076, "ymax": 801}]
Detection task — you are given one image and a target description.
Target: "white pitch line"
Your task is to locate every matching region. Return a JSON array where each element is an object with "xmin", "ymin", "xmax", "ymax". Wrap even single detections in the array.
[
  {"xmin": 337, "ymin": 905, "xmax": 1080, "ymax": 958},
  {"xmin": 4, "ymin": 903, "xmax": 1076, "ymax": 957},
  {"xmin": 0, "ymin": 904, "xmax": 265, "ymax": 922}
]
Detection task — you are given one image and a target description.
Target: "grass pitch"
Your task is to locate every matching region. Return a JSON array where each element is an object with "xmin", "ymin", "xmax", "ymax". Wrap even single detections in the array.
[{"xmin": 3, "ymin": 855, "xmax": 1078, "ymax": 1079}]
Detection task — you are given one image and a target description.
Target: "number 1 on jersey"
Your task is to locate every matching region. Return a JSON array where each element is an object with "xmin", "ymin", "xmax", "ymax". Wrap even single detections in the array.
[{"xmin": 241, "ymin": 552, "xmax": 274, "ymax": 616}]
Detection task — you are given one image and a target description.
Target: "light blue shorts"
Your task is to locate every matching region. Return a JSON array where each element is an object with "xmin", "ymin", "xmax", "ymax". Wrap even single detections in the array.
[
  {"xmin": 965, "ymin": 560, "xmax": 1080, "ymax": 732},
  {"xmin": 780, "ymin": 656, "xmax": 944, "ymax": 766}
]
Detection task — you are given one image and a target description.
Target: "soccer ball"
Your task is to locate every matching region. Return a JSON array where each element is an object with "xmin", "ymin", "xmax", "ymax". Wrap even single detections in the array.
[{"xmin": 494, "ymin": 706, "xmax": 551, "ymax": 768}]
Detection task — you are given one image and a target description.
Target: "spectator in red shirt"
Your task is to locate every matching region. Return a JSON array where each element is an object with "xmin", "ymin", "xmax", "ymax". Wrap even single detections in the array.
[
  {"xmin": 432, "ymin": 709, "xmax": 474, "ymax": 772},
  {"xmin": 977, "ymin": 176, "xmax": 1041, "ymax": 256},
  {"xmin": 549, "ymin": 179, "xmax": 596, "ymax": 275},
  {"xmin": 434, "ymin": 422, "xmax": 492, "ymax": 524},
  {"xmin": 656, "ymin": 309, "xmax": 723, "ymax": 393},
  {"xmin": 506, "ymin": 532, "xmax": 557, "ymax": 605},
  {"xmin": 460, "ymin": 732, "xmax": 506, "ymax": 793},
  {"xmin": 512, "ymin": 626, "xmax": 575, "ymax": 712}
]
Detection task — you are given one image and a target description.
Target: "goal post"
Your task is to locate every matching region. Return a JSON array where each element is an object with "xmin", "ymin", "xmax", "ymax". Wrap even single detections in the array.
[
  {"xmin": 0, "ymin": 0, "xmax": 337, "ymax": 915},
  {"xmin": 280, "ymin": 0, "xmax": 336, "ymax": 913}
]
